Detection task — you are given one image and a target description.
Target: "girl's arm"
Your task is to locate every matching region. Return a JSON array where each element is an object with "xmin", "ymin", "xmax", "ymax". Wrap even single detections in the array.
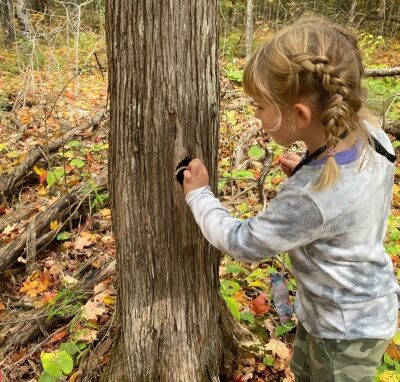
[{"xmin": 183, "ymin": 160, "xmax": 324, "ymax": 263}]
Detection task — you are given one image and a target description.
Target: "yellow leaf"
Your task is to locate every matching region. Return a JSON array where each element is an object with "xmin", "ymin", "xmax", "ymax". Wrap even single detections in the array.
[
  {"xmin": 50, "ymin": 220, "xmax": 59, "ymax": 230},
  {"xmin": 103, "ymin": 296, "xmax": 116, "ymax": 305},
  {"xmin": 100, "ymin": 208, "xmax": 111, "ymax": 218},
  {"xmin": 68, "ymin": 371, "xmax": 81, "ymax": 382},
  {"xmin": 37, "ymin": 186, "xmax": 48, "ymax": 196},
  {"xmin": 34, "ymin": 166, "xmax": 46, "ymax": 176},
  {"xmin": 20, "ymin": 279, "xmax": 40, "ymax": 297}
]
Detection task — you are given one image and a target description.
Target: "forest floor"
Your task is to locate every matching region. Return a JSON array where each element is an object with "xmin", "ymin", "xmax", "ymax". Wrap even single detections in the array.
[{"xmin": 0, "ymin": 31, "xmax": 399, "ymax": 382}]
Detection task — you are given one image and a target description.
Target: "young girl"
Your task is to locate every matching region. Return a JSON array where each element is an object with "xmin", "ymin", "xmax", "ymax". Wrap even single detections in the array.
[{"xmin": 182, "ymin": 16, "xmax": 399, "ymax": 382}]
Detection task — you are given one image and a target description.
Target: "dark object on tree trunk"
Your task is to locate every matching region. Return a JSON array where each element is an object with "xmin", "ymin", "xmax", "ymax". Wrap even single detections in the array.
[{"xmin": 175, "ymin": 157, "xmax": 192, "ymax": 185}]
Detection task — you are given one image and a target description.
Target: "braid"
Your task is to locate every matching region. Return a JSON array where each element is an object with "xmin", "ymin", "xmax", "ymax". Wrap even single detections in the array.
[{"xmin": 290, "ymin": 53, "xmax": 360, "ymax": 189}]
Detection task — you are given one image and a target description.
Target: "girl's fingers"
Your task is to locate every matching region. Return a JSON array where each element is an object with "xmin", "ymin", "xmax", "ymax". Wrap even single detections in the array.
[{"xmin": 183, "ymin": 170, "xmax": 192, "ymax": 184}]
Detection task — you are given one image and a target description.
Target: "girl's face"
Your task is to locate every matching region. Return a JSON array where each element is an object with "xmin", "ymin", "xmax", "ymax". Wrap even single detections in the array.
[{"xmin": 254, "ymin": 100, "xmax": 299, "ymax": 145}]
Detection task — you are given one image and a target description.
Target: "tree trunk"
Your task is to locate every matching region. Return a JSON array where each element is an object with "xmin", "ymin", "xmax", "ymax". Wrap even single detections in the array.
[
  {"xmin": 105, "ymin": 1, "xmax": 221, "ymax": 381},
  {"xmin": 246, "ymin": 0, "xmax": 253, "ymax": 60},
  {"xmin": 15, "ymin": 0, "xmax": 30, "ymax": 37},
  {"xmin": 0, "ymin": 0, "xmax": 15, "ymax": 46},
  {"xmin": 378, "ymin": 0, "xmax": 386, "ymax": 35}
]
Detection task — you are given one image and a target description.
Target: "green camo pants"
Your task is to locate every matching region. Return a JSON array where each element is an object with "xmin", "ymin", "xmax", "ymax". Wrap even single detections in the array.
[{"xmin": 290, "ymin": 322, "xmax": 390, "ymax": 382}]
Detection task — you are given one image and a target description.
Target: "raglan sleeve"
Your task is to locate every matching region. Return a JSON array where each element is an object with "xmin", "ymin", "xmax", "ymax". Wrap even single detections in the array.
[{"xmin": 185, "ymin": 185, "xmax": 324, "ymax": 262}]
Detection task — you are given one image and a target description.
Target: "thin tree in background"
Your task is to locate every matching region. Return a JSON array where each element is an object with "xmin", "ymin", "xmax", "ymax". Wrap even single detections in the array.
[
  {"xmin": 0, "ymin": 0, "xmax": 15, "ymax": 46},
  {"xmin": 246, "ymin": 0, "xmax": 254, "ymax": 60}
]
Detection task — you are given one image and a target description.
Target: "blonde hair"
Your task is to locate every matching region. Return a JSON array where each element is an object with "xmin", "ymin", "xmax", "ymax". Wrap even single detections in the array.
[{"xmin": 243, "ymin": 16, "xmax": 372, "ymax": 190}]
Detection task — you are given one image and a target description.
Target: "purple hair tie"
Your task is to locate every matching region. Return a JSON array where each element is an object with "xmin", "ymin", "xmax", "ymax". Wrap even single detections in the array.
[{"xmin": 326, "ymin": 148, "xmax": 336, "ymax": 157}]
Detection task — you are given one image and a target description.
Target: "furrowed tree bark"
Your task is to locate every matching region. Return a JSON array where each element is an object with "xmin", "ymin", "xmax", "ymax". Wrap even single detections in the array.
[
  {"xmin": 105, "ymin": 1, "xmax": 222, "ymax": 381},
  {"xmin": 0, "ymin": 0, "xmax": 15, "ymax": 46}
]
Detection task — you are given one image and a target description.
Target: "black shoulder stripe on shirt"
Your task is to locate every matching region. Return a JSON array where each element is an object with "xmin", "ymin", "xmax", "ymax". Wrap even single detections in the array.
[
  {"xmin": 290, "ymin": 134, "xmax": 396, "ymax": 177},
  {"xmin": 371, "ymin": 136, "xmax": 396, "ymax": 163}
]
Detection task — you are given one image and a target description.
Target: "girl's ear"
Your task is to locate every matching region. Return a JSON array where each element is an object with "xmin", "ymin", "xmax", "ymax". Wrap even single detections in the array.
[{"xmin": 293, "ymin": 102, "xmax": 312, "ymax": 129}]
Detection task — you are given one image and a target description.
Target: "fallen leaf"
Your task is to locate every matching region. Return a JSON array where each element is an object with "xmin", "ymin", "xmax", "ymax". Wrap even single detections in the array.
[
  {"xmin": 103, "ymin": 295, "xmax": 116, "ymax": 305},
  {"xmin": 62, "ymin": 275, "xmax": 79, "ymax": 285},
  {"xmin": 33, "ymin": 166, "xmax": 47, "ymax": 183},
  {"xmin": 37, "ymin": 186, "xmax": 48, "ymax": 196},
  {"xmin": 265, "ymin": 339, "xmax": 290, "ymax": 360},
  {"xmin": 2, "ymin": 223, "xmax": 18, "ymax": 235},
  {"xmin": 386, "ymin": 342, "xmax": 400, "ymax": 360},
  {"xmin": 100, "ymin": 208, "xmax": 111, "ymax": 218},
  {"xmin": 83, "ymin": 299, "xmax": 106, "ymax": 320},
  {"xmin": 271, "ymin": 176, "xmax": 283, "ymax": 185},
  {"xmin": 20, "ymin": 279, "xmax": 40, "ymax": 297},
  {"xmin": 250, "ymin": 293, "xmax": 270, "ymax": 316},
  {"xmin": 73, "ymin": 328, "xmax": 97, "ymax": 342},
  {"xmin": 75, "ymin": 231, "xmax": 94, "ymax": 250},
  {"xmin": 50, "ymin": 220, "xmax": 59, "ymax": 230},
  {"xmin": 50, "ymin": 329, "xmax": 68, "ymax": 344}
]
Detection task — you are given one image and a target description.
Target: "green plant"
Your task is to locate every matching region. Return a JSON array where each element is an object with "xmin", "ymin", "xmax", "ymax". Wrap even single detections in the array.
[
  {"xmin": 90, "ymin": 188, "xmax": 109, "ymax": 209},
  {"xmin": 39, "ymin": 341, "xmax": 89, "ymax": 382},
  {"xmin": 47, "ymin": 289, "xmax": 88, "ymax": 319},
  {"xmin": 358, "ymin": 32, "xmax": 385, "ymax": 65}
]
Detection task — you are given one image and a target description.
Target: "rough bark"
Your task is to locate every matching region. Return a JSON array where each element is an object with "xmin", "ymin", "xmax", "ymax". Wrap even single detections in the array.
[
  {"xmin": 0, "ymin": 0, "xmax": 15, "ymax": 46},
  {"xmin": 245, "ymin": 0, "xmax": 253, "ymax": 60},
  {"xmin": 15, "ymin": 0, "xmax": 30, "ymax": 37},
  {"xmin": 105, "ymin": 1, "xmax": 221, "ymax": 381},
  {"xmin": 365, "ymin": 67, "xmax": 400, "ymax": 77}
]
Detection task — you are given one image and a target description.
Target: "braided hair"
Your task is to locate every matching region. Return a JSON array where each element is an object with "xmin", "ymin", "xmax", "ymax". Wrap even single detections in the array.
[{"xmin": 243, "ymin": 16, "xmax": 371, "ymax": 190}]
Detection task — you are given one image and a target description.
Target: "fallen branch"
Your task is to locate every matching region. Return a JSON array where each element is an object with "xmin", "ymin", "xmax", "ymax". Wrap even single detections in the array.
[
  {"xmin": 0, "ymin": 258, "xmax": 115, "ymax": 362},
  {"xmin": 0, "ymin": 110, "xmax": 108, "ymax": 200},
  {"xmin": 383, "ymin": 119, "xmax": 400, "ymax": 139},
  {"xmin": 365, "ymin": 67, "xmax": 400, "ymax": 78},
  {"xmin": 0, "ymin": 204, "xmax": 39, "ymax": 233},
  {"xmin": 0, "ymin": 172, "xmax": 107, "ymax": 272}
]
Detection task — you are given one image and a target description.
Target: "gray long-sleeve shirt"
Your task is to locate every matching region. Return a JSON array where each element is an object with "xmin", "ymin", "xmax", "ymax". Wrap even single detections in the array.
[{"xmin": 185, "ymin": 126, "xmax": 399, "ymax": 340}]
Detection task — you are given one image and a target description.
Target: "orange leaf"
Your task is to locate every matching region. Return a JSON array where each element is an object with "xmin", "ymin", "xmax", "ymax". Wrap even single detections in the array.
[
  {"xmin": 386, "ymin": 342, "xmax": 400, "ymax": 360},
  {"xmin": 20, "ymin": 279, "xmax": 40, "ymax": 297},
  {"xmin": 86, "ymin": 152, "xmax": 95, "ymax": 162},
  {"xmin": 50, "ymin": 329, "xmax": 68, "ymax": 344},
  {"xmin": 233, "ymin": 291, "xmax": 249, "ymax": 305},
  {"xmin": 271, "ymin": 176, "xmax": 283, "ymax": 185},
  {"xmin": 250, "ymin": 293, "xmax": 270, "ymax": 316}
]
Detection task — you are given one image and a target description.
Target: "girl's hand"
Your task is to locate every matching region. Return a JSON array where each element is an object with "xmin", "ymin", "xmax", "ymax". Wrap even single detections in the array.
[
  {"xmin": 183, "ymin": 158, "xmax": 210, "ymax": 196},
  {"xmin": 278, "ymin": 153, "xmax": 302, "ymax": 176}
]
